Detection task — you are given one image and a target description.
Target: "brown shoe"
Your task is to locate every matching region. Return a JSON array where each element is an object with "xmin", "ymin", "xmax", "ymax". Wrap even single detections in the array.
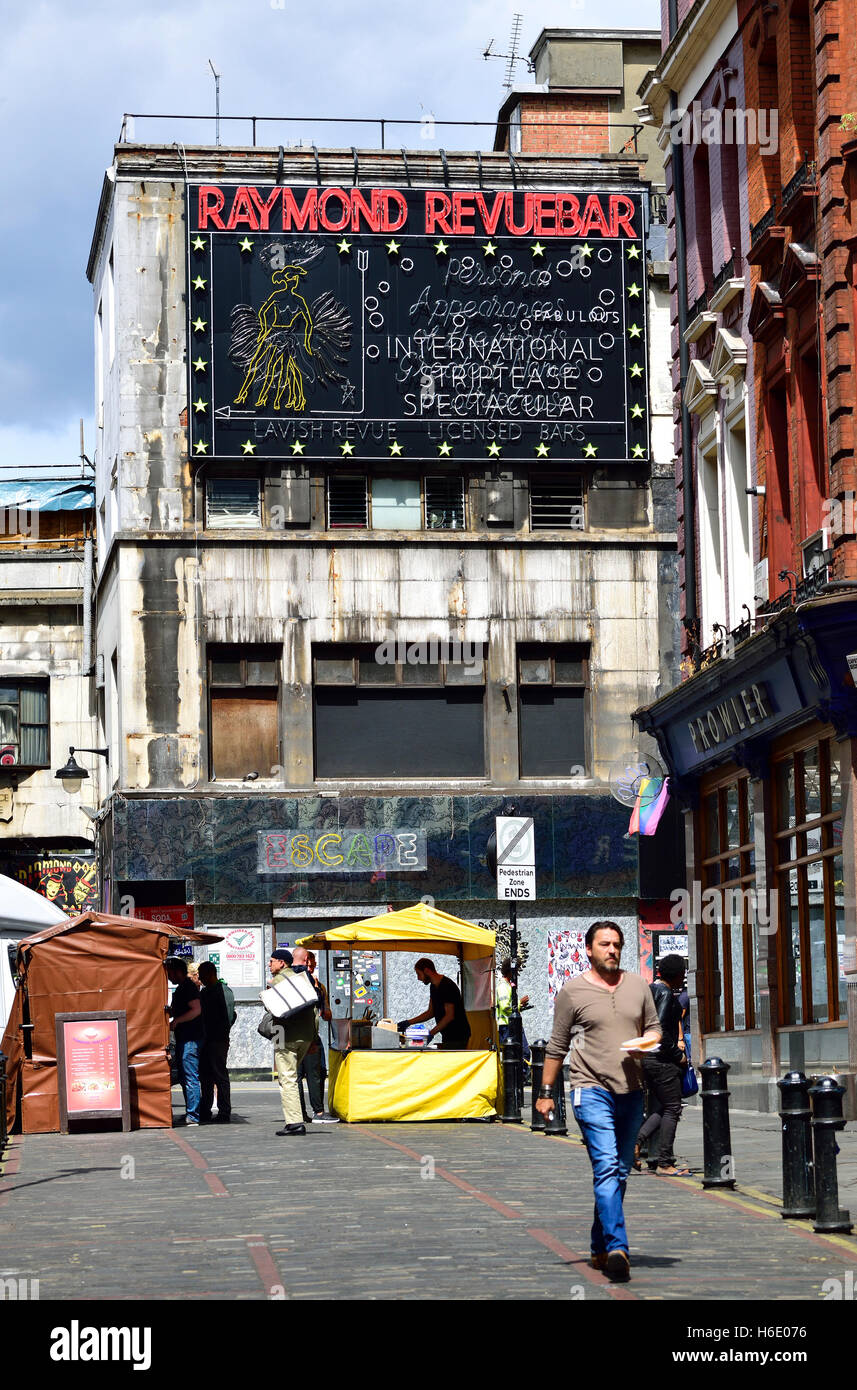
[
  {"xmin": 589, "ymin": 1252, "xmax": 608, "ymax": 1271},
  {"xmin": 606, "ymin": 1250, "xmax": 631, "ymax": 1282}
]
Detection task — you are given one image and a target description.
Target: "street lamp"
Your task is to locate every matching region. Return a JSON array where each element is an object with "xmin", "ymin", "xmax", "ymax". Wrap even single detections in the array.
[{"xmin": 55, "ymin": 746, "xmax": 109, "ymax": 795}]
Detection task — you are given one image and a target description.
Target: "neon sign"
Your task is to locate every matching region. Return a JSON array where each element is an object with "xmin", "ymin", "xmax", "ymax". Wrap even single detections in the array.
[{"xmin": 258, "ymin": 828, "xmax": 427, "ymax": 874}]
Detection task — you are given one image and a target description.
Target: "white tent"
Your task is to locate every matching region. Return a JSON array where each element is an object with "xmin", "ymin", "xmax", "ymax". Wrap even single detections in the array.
[{"xmin": 0, "ymin": 873, "xmax": 68, "ymax": 1029}]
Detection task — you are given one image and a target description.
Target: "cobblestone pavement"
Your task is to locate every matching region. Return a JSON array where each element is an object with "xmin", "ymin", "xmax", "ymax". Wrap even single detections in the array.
[{"xmin": 0, "ymin": 1084, "xmax": 855, "ymax": 1301}]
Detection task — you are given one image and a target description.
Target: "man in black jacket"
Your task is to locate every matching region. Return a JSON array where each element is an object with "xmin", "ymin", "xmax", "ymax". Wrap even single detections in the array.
[
  {"xmin": 198, "ymin": 960, "xmax": 232, "ymax": 1124},
  {"xmin": 635, "ymin": 955, "xmax": 688, "ymax": 1175}
]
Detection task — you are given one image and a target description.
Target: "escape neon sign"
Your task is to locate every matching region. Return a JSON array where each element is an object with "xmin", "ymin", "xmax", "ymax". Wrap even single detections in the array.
[{"xmin": 258, "ymin": 828, "xmax": 427, "ymax": 874}]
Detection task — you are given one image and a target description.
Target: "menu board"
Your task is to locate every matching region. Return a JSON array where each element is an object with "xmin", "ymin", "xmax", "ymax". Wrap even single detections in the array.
[{"xmin": 56, "ymin": 1011, "xmax": 130, "ymax": 1131}]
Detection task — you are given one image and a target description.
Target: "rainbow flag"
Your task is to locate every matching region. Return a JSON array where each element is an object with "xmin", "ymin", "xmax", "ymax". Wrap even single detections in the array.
[{"xmin": 628, "ymin": 777, "xmax": 670, "ymax": 836}]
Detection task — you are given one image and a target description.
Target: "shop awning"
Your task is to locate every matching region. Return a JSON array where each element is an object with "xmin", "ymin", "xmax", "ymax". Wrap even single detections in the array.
[{"xmin": 296, "ymin": 901, "xmax": 496, "ymax": 959}]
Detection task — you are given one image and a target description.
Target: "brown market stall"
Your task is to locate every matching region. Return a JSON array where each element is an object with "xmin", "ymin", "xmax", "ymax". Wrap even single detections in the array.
[
  {"xmin": 1, "ymin": 911, "xmax": 220, "ymax": 1134},
  {"xmin": 298, "ymin": 902, "xmax": 499, "ymax": 1122}
]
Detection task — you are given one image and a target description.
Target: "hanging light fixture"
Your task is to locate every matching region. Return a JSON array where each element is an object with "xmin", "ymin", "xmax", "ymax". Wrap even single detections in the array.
[{"xmin": 55, "ymin": 746, "xmax": 109, "ymax": 795}]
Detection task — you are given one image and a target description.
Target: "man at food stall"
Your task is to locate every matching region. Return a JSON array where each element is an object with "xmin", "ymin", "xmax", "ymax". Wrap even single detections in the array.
[{"xmin": 398, "ymin": 958, "xmax": 471, "ymax": 1049}]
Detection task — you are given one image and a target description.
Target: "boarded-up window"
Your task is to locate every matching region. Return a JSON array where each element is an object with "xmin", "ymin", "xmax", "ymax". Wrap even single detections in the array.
[
  {"xmin": 518, "ymin": 644, "xmax": 589, "ymax": 777},
  {"xmin": 313, "ymin": 644, "xmax": 485, "ymax": 778},
  {"xmin": 208, "ymin": 645, "xmax": 279, "ymax": 780}
]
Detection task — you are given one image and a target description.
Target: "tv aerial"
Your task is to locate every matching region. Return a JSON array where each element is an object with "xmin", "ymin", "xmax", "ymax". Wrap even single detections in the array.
[{"xmin": 483, "ymin": 13, "xmax": 534, "ymax": 91}]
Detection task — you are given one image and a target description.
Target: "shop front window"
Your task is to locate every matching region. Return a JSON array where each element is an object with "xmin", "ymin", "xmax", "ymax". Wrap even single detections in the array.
[
  {"xmin": 773, "ymin": 731, "xmax": 843, "ymax": 1025},
  {"xmin": 697, "ymin": 770, "xmax": 758, "ymax": 1033}
]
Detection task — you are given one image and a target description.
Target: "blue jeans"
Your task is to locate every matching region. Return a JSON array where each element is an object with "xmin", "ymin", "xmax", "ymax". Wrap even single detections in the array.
[
  {"xmin": 572, "ymin": 1086, "xmax": 644, "ymax": 1255},
  {"xmin": 176, "ymin": 1038, "xmax": 201, "ymax": 1123}
]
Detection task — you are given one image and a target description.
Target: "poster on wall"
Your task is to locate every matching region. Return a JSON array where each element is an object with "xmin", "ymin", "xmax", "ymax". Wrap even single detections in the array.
[
  {"xmin": 187, "ymin": 184, "xmax": 649, "ymax": 464},
  {"xmin": 4, "ymin": 855, "xmax": 98, "ymax": 915},
  {"xmin": 547, "ymin": 928, "xmax": 588, "ymax": 1003},
  {"xmin": 207, "ymin": 926, "xmax": 265, "ymax": 991}
]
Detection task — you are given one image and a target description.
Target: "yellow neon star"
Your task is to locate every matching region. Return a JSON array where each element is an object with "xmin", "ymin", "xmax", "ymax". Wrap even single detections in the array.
[
  {"xmin": 630, "ymin": 362, "xmax": 644, "ymax": 378},
  {"xmin": 389, "ymin": 440, "xmax": 403, "ymax": 457},
  {"xmin": 386, "ymin": 239, "xmax": 401, "ymax": 255},
  {"xmin": 438, "ymin": 441, "xmax": 452, "ymax": 457},
  {"xmin": 483, "ymin": 241, "xmax": 497, "ymax": 257},
  {"xmin": 535, "ymin": 442, "xmax": 550, "ymax": 458},
  {"xmin": 628, "ymin": 323, "xmax": 642, "ymax": 339},
  {"xmin": 290, "ymin": 439, "xmax": 306, "ymax": 455},
  {"xmin": 192, "ymin": 357, "xmax": 208, "ymax": 373},
  {"xmin": 194, "ymin": 439, "xmax": 209, "ymax": 455},
  {"xmin": 192, "ymin": 316, "xmax": 207, "ymax": 333},
  {"xmin": 340, "ymin": 440, "xmax": 354, "ymax": 456},
  {"xmin": 583, "ymin": 442, "xmax": 598, "ymax": 458},
  {"xmin": 631, "ymin": 443, "xmax": 646, "ymax": 458},
  {"xmin": 487, "ymin": 440, "xmax": 502, "ymax": 458},
  {"xmin": 434, "ymin": 239, "xmax": 449, "ymax": 255},
  {"xmin": 580, "ymin": 243, "xmax": 593, "ymax": 259},
  {"xmin": 241, "ymin": 439, "xmax": 257, "ymax": 454},
  {"xmin": 631, "ymin": 403, "xmax": 644, "ymax": 419},
  {"xmin": 193, "ymin": 398, "xmax": 207, "ymax": 414},
  {"xmin": 192, "ymin": 275, "xmax": 207, "ymax": 291},
  {"xmin": 531, "ymin": 242, "xmax": 545, "ymax": 258},
  {"xmin": 628, "ymin": 282, "xmax": 642, "ymax": 298},
  {"xmin": 238, "ymin": 238, "xmax": 254, "ymax": 253},
  {"xmin": 627, "ymin": 244, "xmax": 641, "ymax": 260},
  {"xmin": 337, "ymin": 238, "xmax": 352, "ymax": 255},
  {"xmin": 192, "ymin": 236, "xmax": 206, "ymax": 252}
]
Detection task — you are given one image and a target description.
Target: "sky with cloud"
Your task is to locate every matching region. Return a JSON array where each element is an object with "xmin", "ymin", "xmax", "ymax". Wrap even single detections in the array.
[{"xmin": 0, "ymin": 0, "xmax": 659, "ymax": 471}]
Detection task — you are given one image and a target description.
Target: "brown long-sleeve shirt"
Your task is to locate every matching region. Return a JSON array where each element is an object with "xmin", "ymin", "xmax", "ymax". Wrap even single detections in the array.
[{"xmin": 546, "ymin": 972, "xmax": 660, "ymax": 1094}]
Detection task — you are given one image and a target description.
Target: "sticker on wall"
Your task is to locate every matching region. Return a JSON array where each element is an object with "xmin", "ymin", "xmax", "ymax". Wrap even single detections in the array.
[{"xmin": 547, "ymin": 928, "xmax": 588, "ymax": 1003}]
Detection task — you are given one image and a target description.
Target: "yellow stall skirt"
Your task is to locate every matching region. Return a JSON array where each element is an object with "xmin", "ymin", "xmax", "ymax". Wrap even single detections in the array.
[{"xmin": 328, "ymin": 1048, "xmax": 499, "ymax": 1122}]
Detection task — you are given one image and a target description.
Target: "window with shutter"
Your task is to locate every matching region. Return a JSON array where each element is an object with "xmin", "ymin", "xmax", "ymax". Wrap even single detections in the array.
[
  {"xmin": 529, "ymin": 475, "xmax": 585, "ymax": 530},
  {"xmin": 517, "ymin": 644, "xmax": 589, "ymax": 777},
  {"xmin": 328, "ymin": 475, "xmax": 368, "ymax": 528},
  {"xmin": 206, "ymin": 478, "xmax": 262, "ymax": 529},
  {"xmin": 424, "ymin": 476, "xmax": 466, "ymax": 529}
]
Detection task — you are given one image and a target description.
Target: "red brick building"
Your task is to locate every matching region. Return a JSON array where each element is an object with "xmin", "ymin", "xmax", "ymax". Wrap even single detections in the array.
[{"xmin": 636, "ymin": 1, "xmax": 857, "ymax": 1114}]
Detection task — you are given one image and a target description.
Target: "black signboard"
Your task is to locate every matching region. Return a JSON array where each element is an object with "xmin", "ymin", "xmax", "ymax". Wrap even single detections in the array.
[{"xmin": 186, "ymin": 184, "xmax": 649, "ymax": 463}]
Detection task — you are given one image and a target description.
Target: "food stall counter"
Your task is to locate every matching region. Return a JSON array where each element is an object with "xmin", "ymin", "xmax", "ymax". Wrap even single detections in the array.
[{"xmin": 327, "ymin": 1045, "xmax": 498, "ymax": 1122}]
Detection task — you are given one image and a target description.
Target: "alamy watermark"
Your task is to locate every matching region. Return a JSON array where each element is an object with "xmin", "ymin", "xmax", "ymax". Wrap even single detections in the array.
[
  {"xmin": 664, "ymin": 102, "xmax": 778, "ymax": 155},
  {"xmin": 670, "ymin": 883, "xmax": 778, "ymax": 935},
  {"xmin": 374, "ymin": 634, "xmax": 483, "ymax": 676}
]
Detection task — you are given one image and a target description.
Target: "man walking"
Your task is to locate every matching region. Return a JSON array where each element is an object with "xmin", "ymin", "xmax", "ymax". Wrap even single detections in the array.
[
  {"xmin": 536, "ymin": 921, "xmax": 661, "ymax": 1281},
  {"xmin": 635, "ymin": 955, "xmax": 689, "ymax": 1175},
  {"xmin": 198, "ymin": 960, "xmax": 233, "ymax": 1124},
  {"xmin": 166, "ymin": 958, "xmax": 205, "ymax": 1126}
]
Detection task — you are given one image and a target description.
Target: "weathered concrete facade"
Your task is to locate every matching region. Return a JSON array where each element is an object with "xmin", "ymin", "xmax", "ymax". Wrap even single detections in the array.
[{"xmin": 88, "ymin": 144, "xmax": 679, "ymax": 1069}]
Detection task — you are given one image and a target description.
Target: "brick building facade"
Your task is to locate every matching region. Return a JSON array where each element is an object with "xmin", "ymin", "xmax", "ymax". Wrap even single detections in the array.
[{"xmin": 636, "ymin": 0, "xmax": 857, "ymax": 1113}]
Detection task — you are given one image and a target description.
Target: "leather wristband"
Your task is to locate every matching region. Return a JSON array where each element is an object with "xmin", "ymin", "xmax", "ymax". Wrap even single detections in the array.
[{"xmin": 538, "ymin": 1085, "xmax": 554, "ymax": 1098}]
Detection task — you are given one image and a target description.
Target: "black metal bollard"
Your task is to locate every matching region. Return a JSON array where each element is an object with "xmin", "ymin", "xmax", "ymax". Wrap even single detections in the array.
[
  {"xmin": 809, "ymin": 1076, "xmax": 853, "ymax": 1233},
  {"xmin": 777, "ymin": 1071, "xmax": 815, "ymax": 1219},
  {"xmin": 0, "ymin": 1050, "xmax": 6, "ymax": 1151},
  {"xmin": 500, "ymin": 1040, "xmax": 523, "ymax": 1123},
  {"xmin": 530, "ymin": 1039, "xmax": 547, "ymax": 1132},
  {"xmin": 543, "ymin": 1064, "xmax": 568, "ymax": 1136},
  {"xmin": 700, "ymin": 1057, "xmax": 735, "ymax": 1188}
]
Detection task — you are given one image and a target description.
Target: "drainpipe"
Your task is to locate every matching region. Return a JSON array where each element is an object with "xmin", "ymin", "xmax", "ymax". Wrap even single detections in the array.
[
  {"xmin": 82, "ymin": 525, "xmax": 94, "ymax": 676},
  {"xmin": 668, "ymin": 2, "xmax": 698, "ymax": 646}
]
